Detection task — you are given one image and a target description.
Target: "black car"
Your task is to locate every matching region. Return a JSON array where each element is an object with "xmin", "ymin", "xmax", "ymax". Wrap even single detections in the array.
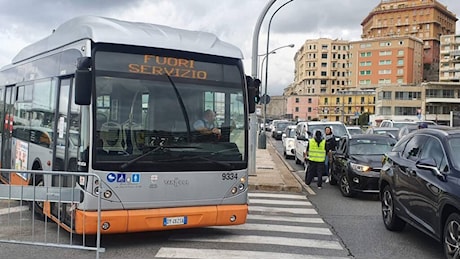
[
  {"xmin": 379, "ymin": 127, "xmax": 460, "ymax": 258},
  {"xmin": 330, "ymin": 134, "xmax": 397, "ymax": 197}
]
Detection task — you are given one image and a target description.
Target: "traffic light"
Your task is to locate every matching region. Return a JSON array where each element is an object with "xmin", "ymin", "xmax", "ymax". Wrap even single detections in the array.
[{"xmin": 254, "ymin": 79, "xmax": 261, "ymax": 104}]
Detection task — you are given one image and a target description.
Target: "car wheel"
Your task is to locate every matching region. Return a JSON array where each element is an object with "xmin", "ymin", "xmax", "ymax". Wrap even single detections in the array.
[
  {"xmin": 443, "ymin": 213, "xmax": 460, "ymax": 258},
  {"xmin": 381, "ymin": 185, "xmax": 406, "ymax": 231},
  {"xmin": 339, "ymin": 174, "xmax": 354, "ymax": 197},
  {"xmin": 295, "ymin": 156, "xmax": 301, "ymax": 164}
]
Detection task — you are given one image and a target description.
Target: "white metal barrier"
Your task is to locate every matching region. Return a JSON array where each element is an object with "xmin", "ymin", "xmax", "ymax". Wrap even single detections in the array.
[{"xmin": 0, "ymin": 169, "xmax": 104, "ymax": 258}]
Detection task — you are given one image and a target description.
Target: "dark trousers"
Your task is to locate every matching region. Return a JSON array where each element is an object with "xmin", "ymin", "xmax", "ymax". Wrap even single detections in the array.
[{"xmin": 305, "ymin": 160, "xmax": 325, "ymax": 187}]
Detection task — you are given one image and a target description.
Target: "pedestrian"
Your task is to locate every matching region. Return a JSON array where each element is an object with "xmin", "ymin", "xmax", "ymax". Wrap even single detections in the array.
[
  {"xmin": 324, "ymin": 126, "xmax": 338, "ymax": 183},
  {"xmin": 305, "ymin": 130, "xmax": 326, "ymax": 189}
]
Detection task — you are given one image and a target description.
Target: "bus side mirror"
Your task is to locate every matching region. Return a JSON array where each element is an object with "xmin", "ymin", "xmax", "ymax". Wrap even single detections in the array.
[
  {"xmin": 246, "ymin": 76, "xmax": 260, "ymax": 114},
  {"xmin": 75, "ymin": 57, "xmax": 92, "ymax": 105}
]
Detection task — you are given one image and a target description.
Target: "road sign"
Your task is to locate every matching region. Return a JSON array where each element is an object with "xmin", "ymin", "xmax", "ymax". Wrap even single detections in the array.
[{"xmin": 260, "ymin": 94, "xmax": 271, "ymax": 104}]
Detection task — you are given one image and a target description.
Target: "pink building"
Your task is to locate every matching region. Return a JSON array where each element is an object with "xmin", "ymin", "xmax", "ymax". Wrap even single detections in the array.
[{"xmin": 286, "ymin": 95, "xmax": 320, "ymax": 121}]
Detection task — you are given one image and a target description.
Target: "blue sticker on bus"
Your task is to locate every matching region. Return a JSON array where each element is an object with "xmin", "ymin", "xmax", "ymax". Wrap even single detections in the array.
[
  {"xmin": 107, "ymin": 173, "xmax": 117, "ymax": 182},
  {"xmin": 117, "ymin": 174, "xmax": 126, "ymax": 182},
  {"xmin": 132, "ymin": 173, "xmax": 140, "ymax": 183}
]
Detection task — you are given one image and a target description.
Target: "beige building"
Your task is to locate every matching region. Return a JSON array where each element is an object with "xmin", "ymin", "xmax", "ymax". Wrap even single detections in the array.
[
  {"xmin": 361, "ymin": 0, "xmax": 457, "ymax": 81},
  {"xmin": 349, "ymin": 36, "xmax": 424, "ymax": 88},
  {"xmin": 440, "ymin": 34, "xmax": 460, "ymax": 82},
  {"xmin": 291, "ymin": 38, "xmax": 350, "ymax": 96}
]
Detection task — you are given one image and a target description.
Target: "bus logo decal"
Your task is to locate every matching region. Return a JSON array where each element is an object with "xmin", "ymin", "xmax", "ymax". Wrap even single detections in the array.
[
  {"xmin": 132, "ymin": 174, "xmax": 140, "ymax": 183},
  {"xmin": 117, "ymin": 174, "xmax": 126, "ymax": 182},
  {"xmin": 164, "ymin": 177, "xmax": 189, "ymax": 187},
  {"xmin": 107, "ymin": 173, "xmax": 117, "ymax": 182}
]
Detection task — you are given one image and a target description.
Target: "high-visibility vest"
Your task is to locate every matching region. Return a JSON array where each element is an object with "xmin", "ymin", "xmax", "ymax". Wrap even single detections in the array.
[{"xmin": 308, "ymin": 138, "xmax": 326, "ymax": 162}]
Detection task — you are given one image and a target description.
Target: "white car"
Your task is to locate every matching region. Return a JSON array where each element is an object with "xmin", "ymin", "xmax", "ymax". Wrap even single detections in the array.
[
  {"xmin": 282, "ymin": 125, "xmax": 297, "ymax": 159},
  {"xmin": 294, "ymin": 121, "xmax": 350, "ymax": 166}
]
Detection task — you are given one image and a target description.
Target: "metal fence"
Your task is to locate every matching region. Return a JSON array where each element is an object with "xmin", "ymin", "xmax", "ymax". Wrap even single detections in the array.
[{"xmin": 0, "ymin": 169, "xmax": 104, "ymax": 258}]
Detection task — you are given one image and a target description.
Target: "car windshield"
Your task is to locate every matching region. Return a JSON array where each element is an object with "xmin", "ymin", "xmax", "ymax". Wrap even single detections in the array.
[
  {"xmin": 276, "ymin": 122, "xmax": 291, "ymax": 131},
  {"xmin": 349, "ymin": 138, "xmax": 396, "ymax": 155},
  {"xmin": 308, "ymin": 123, "xmax": 348, "ymax": 137},
  {"xmin": 348, "ymin": 128, "xmax": 363, "ymax": 135},
  {"xmin": 393, "ymin": 122, "xmax": 416, "ymax": 129},
  {"xmin": 286, "ymin": 128, "xmax": 296, "ymax": 138}
]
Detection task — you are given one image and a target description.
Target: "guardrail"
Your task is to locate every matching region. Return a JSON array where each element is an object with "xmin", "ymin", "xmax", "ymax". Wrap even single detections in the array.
[{"xmin": 0, "ymin": 169, "xmax": 104, "ymax": 258}]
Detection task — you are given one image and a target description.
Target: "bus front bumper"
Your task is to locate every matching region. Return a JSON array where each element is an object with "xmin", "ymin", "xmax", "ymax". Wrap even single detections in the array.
[{"xmin": 73, "ymin": 204, "xmax": 248, "ymax": 234}]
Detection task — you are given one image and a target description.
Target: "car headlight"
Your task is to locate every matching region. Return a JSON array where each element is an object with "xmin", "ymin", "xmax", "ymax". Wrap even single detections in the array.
[
  {"xmin": 288, "ymin": 140, "xmax": 295, "ymax": 146},
  {"xmin": 350, "ymin": 162, "xmax": 371, "ymax": 172}
]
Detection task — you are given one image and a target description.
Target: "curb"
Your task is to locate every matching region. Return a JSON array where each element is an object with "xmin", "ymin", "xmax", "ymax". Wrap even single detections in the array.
[{"xmin": 267, "ymin": 138, "xmax": 316, "ymax": 195}]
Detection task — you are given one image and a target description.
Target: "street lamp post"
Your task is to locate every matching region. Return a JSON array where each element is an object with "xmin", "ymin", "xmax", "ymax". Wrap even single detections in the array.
[
  {"xmin": 249, "ymin": 0, "xmax": 278, "ymax": 176},
  {"xmin": 258, "ymin": 0, "xmax": 294, "ymax": 149}
]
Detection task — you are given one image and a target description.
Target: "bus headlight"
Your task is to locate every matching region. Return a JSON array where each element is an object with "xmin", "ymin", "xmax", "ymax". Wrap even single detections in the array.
[
  {"xmin": 231, "ymin": 187, "xmax": 238, "ymax": 194},
  {"xmin": 240, "ymin": 177, "xmax": 246, "ymax": 183},
  {"xmin": 238, "ymin": 183, "xmax": 245, "ymax": 190}
]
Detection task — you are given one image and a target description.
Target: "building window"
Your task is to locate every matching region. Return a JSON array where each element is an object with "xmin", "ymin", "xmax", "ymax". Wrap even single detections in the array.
[
  {"xmin": 379, "ymin": 51, "xmax": 392, "ymax": 56},
  {"xmin": 380, "ymin": 41, "xmax": 392, "ymax": 46},
  {"xmin": 395, "ymin": 91, "xmax": 421, "ymax": 100},
  {"xmin": 321, "ymin": 71, "xmax": 327, "ymax": 76},
  {"xmin": 378, "ymin": 79, "xmax": 391, "ymax": 84},
  {"xmin": 308, "ymin": 98, "xmax": 312, "ymax": 103},
  {"xmin": 379, "ymin": 106, "xmax": 392, "ymax": 115},
  {"xmin": 360, "ymin": 61, "xmax": 372, "ymax": 66},
  {"xmin": 322, "ymin": 53, "xmax": 328, "ymax": 59},
  {"xmin": 397, "ymin": 59, "xmax": 404, "ymax": 65},
  {"xmin": 379, "ymin": 91, "xmax": 392, "ymax": 100},
  {"xmin": 379, "ymin": 69, "xmax": 392, "ymax": 74},
  {"xmin": 397, "ymin": 69, "xmax": 404, "ymax": 75},
  {"xmin": 379, "ymin": 60, "xmax": 392, "ymax": 65},
  {"xmin": 360, "ymin": 70, "xmax": 371, "ymax": 75},
  {"xmin": 395, "ymin": 106, "xmax": 417, "ymax": 116},
  {"xmin": 322, "ymin": 45, "xmax": 328, "ymax": 50},
  {"xmin": 360, "ymin": 52, "xmax": 372, "ymax": 57},
  {"xmin": 295, "ymin": 107, "xmax": 299, "ymax": 112},
  {"xmin": 321, "ymin": 62, "xmax": 327, "ymax": 67},
  {"xmin": 359, "ymin": 80, "xmax": 371, "ymax": 85},
  {"xmin": 336, "ymin": 97, "xmax": 340, "ymax": 104},
  {"xmin": 295, "ymin": 98, "xmax": 299, "ymax": 103}
]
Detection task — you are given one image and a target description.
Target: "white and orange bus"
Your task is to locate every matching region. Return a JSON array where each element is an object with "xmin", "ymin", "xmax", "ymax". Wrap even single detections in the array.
[{"xmin": 0, "ymin": 16, "xmax": 255, "ymax": 234}]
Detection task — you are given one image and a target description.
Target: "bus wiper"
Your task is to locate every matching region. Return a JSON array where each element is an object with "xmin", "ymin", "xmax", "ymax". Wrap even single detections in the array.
[
  {"xmin": 181, "ymin": 155, "xmax": 234, "ymax": 170},
  {"xmin": 164, "ymin": 73, "xmax": 192, "ymax": 142},
  {"xmin": 120, "ymin": 145, "xmax": 166, "ymax": 170}
]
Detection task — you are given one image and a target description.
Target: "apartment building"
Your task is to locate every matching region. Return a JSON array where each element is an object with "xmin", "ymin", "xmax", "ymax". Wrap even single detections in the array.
[
  {"xmin": 440, "ymin": 34, "xmax": 460, "ymax": 82},
  {"xmin": 285, "ymin": 95, "xmax": 320, "ymax": 122},
  {"xmin": 291, "ymin": 38, "xmax": 350, "ymax": 96},
  {"xmin": 317, "ymin": 90, "xmax": 376, "ymax": 124},
  {"xmin": 361, "ymin": 0, "xmax": 457, "ymax": 81},
  {"xmin": 349, "ymin": 35, "xmax": 424, "ymax": 88}
]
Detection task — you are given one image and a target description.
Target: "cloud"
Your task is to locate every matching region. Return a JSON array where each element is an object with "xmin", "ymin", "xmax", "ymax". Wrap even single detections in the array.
[{"xmin": 0, "ymin": 0, "xmax": 459, "ymax": 95}]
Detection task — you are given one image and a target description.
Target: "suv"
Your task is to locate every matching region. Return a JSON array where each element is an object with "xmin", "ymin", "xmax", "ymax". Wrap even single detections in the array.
[
  {"xmin": 294, "ymin": 121, "xmax": 350, "ymax": 166},
  {"xmin": 379, "ymin": 120, "xmax": 436, "ymax": 129},
  {"xmin": 271, "ymin": 120, "xmax": 293, "ymax": 140},
  {"xmin": 379, "ymin": 127, "xmax": 460, "ymax": 258}
]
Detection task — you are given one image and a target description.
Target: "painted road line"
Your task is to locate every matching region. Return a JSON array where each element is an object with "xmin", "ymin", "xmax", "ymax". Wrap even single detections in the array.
[
  {"xmin": 249, "ymin": 205, "xmax": 317, "ymax": 215},
  {"xmin": 249, "ymin": 198, "xmax": 312, "ymax": 206},
  {"xmin": 0, "ymin": 205, "xmax": 29, "ymax": 216},
  {"xmin": 169, "ymin": 234, "xmax": 343, "ymax": 250},
  {"xmin": 247, "ymin": 214, "xmax": 324, "ymax": 224},
  {"xmin": 210, "ymin": 223, "xmax": 332, "ymax": 235},
  {"xmin": 249, "ymin": 193, "xmax": 307, "ymax": 200},
  {"xmin": 155, "ymin": 247, "xmax": 345, "ymax": 259}
]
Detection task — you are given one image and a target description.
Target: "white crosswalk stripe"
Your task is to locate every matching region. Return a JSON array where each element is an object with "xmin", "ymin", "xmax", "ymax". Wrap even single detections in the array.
[{"xmin": 154, "ymin": 192, "xmax": 350, "ymax": 259}]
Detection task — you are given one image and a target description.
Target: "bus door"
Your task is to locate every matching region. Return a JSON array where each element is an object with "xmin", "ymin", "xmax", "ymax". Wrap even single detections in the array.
[
  {"xmin": 1, "ymin": 86, "xmax": 15, "ymax": 182},
  {"xmin": 50, "ymin": 77, "xmax": 81, "ymax": 225}
]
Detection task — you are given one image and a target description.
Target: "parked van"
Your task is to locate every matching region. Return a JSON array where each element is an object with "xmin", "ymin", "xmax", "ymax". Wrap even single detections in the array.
[{"xmin": 294, "ymin": 121, "xmax": 350, "ymax": 167}]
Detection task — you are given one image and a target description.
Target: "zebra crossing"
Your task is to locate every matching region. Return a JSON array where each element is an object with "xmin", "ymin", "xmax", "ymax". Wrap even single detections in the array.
[{"xmin": 154, "ymin": 192, "xmax": 350, "ymax": 259}]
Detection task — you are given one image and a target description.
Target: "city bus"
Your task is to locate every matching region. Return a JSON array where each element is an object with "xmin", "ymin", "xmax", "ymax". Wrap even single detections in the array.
[{"xmin": 0, "ymin": 16, "xmax": 255, "ymax": 234}]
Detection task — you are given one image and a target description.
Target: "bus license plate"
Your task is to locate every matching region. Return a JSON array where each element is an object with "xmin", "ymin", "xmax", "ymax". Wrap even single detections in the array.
[{"xmin": 163, "ymin": 216, "xmax": 187, "ymax": 226}]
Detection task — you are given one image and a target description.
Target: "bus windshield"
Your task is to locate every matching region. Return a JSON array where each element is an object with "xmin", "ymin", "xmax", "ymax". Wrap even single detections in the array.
[{"xmin": 92, "ymin": 50, "xmax": 246, "ymax": 172}]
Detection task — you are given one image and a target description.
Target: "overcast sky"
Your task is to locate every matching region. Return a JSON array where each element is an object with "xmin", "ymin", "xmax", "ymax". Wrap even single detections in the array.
[{"xmin": 1, "ymin": 0, "xmax": 459, "ymax": 95}]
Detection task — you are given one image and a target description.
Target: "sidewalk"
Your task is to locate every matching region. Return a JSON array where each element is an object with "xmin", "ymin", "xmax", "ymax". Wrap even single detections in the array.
[{"xmin": 248, "ymin": 139, "xmax": 305, "ymax": 193}]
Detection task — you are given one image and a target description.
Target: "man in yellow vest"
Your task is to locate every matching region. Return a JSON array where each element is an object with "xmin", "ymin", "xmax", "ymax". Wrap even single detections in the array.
[{"xmin": 305, "ymin": 130, "xmax": 327, "ymax": 189}]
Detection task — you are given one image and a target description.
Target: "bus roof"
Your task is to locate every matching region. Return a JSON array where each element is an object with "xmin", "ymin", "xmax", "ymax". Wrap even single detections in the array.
[{"xmin": 12, "ymin": 15, "xmax": 244, "ymax": 64}]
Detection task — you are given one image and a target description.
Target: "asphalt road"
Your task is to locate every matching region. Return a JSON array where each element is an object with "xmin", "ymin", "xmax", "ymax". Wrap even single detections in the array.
[{"xmin": 270, "ymin": 135, "xmax": 445, "ymax": 258}]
